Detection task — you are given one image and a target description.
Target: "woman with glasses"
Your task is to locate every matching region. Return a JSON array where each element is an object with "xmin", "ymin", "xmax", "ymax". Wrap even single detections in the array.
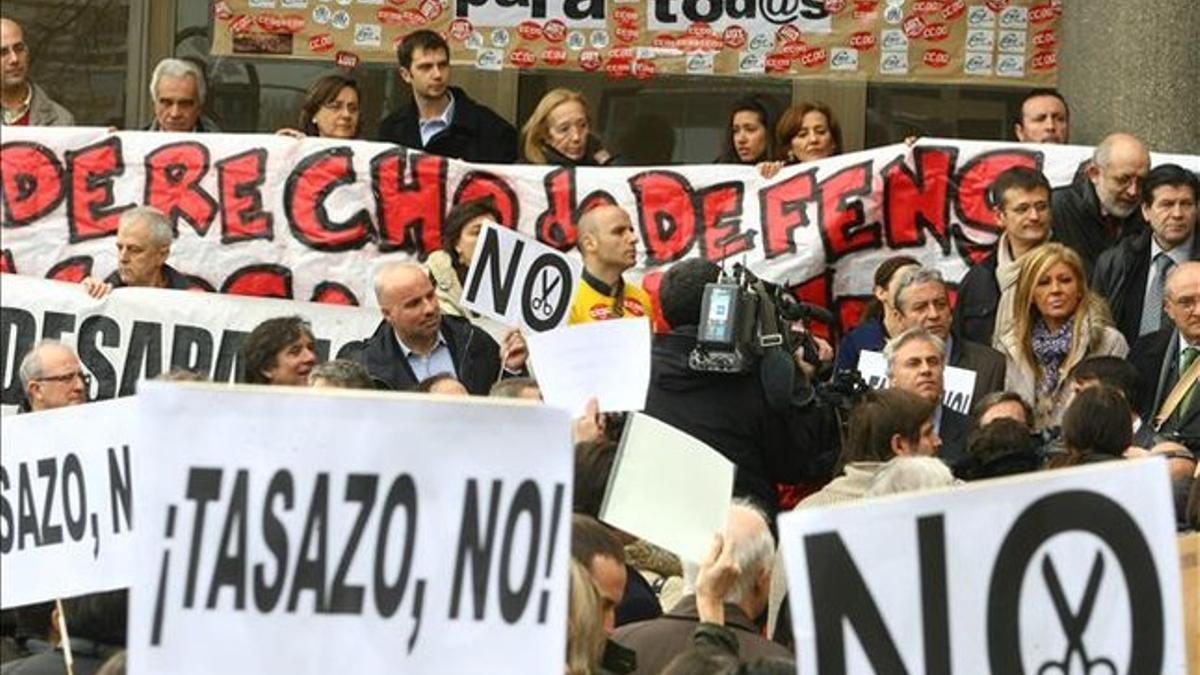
[
  {"xmin": 520, "ymin": 88, "xmax": 613, "ymax": 166},
  {"xmin": 278, "ymin": 74, "xmax": 360, "ymax": 139}
]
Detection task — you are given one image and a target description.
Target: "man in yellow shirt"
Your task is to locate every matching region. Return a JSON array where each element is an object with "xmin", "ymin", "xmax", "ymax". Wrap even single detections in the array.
[{"xmin": 569, "ymin": 204, "xmax": 654, "ymax": 324}]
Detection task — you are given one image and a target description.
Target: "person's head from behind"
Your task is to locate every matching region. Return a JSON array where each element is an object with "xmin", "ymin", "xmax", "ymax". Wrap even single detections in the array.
[
  {"xmin": 150, "ymin": 58, "xmax": 205, "ymax": 132},
  {"xmin": 415, "ymin": 373, "xmax": 469, "ymax": 396},
  {"xmin": 20, "ymin": 340, "xmax": 88, "ymax": 411},
  {"xmin": 683, "ymin": 501, "xmax": 775, "ymax": 620},
  {"xmin": 884, "ymin": 327, "xmax": 946, "ymax": 404},
  {"xmin": 863, "ymin": 456, "xmax": 955, "ymax": 497},
  {"xmin": 240, "ymin": 316, "xmax": 317, "ymax": 386},
  {"xmin": 1067, "ymin": 356, "xmax": 1139, "ymax": 412},
  {"xmin": 489, "ymin": 376, "xmax": 542, "ymax": 400},
  {"xmin": 892, "ymin": 267, "xmax": 952, "ymax": 340},
  {"xmin": 723, "ymin": 96, "xmax": 775, "ymax": 164},
  {"xmin": 658, "ymin": 258, "xmax": 721, "ymax": 329},
  {"xmin": 521, "ymin": 88, "xmax": 592, "ymax": 164},
  {"xmin": 842, "ymin": 389, "xmax": 939, "ymax": 465},
  {"xmin": 566, "ymin": 559, "xmax": 607, "ymax": 675},
  {"xmin": 308, "ymin": 359, "xmax": 375, "ymax": 389},
  {"xmin": 576, "ymin": 204, "xmax": 637, "ymax": 280},
  {"xmin": 570, "ymin": 514, "xmax": 626, "ymax": 634},
  {"xmin": 375, "ymin": 262, "xmax": 442, "ymax": 350},
  {"xmin": 990, "ymin": 166, "xmax": 1053, "ymax": 255},
  {"xmin": 1140, "ymin": 163, "xmax": 1199, "ymax": 252},
  {"xmin": 972, "ymin": 391, "xmax": 1034, "ymax": 429},
  {"xmin": 962, "ymin": 417, "xmax": 1041, "ymax": 480},
  {"xmin": 299, "ymin": 74, "xmax": 360, "ymax": 138},
  {"xmin": 776, "ymin": 102, "xmax": 841, "ymax": 163},
  {"xmin": 115, "ymin": 206, "xmax": 173, "ymax": 287},
  {"xmin": 442, "ymin": 198, "xmax": 502, "ymax": 270},
  {"xmin": 1061, "ymin": 385, "xmax": 1132, "ymax": 458},
  {"xmin": 1088, "ymin": 132, "xmax": 1151, "ymax": 219},
  {"xmin": 1013, "ymin": 89, "xmax": 1069, "ymax": 144},
  {"xmin": 396, "ymin": 29, "xmax": 449, "ymax": 103},
  {"xmin": 573, "ymin": 438, "xmax": 618, "ymax": 517}
]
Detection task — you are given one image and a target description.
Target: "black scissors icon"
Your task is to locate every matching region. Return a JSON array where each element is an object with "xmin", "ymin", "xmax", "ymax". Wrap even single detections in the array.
[
  {"xmin": 1036, "ymin": 552, "xmax": 1117, "ymax": 675},
  {"xmin": 529, "ymin": 269, "xmax": 561, "ymax": 318}
]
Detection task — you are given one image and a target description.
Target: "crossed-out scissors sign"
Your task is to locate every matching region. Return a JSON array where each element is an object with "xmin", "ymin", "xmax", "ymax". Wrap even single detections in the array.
[{"xmin": 1037, "ymin": 552, "xmax": 1117, "ymax": 675}]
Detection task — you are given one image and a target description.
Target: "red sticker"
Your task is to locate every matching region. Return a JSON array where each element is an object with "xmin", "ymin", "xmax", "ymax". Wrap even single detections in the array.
[
  {"xmin": 580, "ymin": 49, "xmax": 602, "ymax": 71},
  {"xmin": 941, "ymin": 0, "xmax": 966, "ymax": 20},
  {"xmin": 1031, "ymin": 50, "xmax": 1057, "ymax": 70},
  {"xmin": 776, "ymin": 24, "xmax": 801, "ymax": 42},
  {"xmin": 923, "ymin": 48, "xmax": 950, "ymax": 67},
  {"xmin": 722, "ymin": 25, "xmax": 747, "ymax": 49},
  {"xmin": 518, "ymin": 20, "xmax": 542, "ymax": 41},
  {"xmin": 1029, "ymin": 3, "xmax": 1057, "ymax": 23},
  {"xmin": 652, "ymin": 33, "xmax": 676, "ymax": 49},
  {"xmin": 902, "ymin": 14, "xmax": 927, "ymax": 39},
  {"xmin": 921, "ymin": 22, "xmax": 948, "ymax": 41},
  {"xmin": 686, "ymin": 22, "xmax": 714, "ymax": 38},
  {"xmin": 1032, "ymin": 28, "xmax": 1057, "ymax": 50},
  {"xmin": 509, "ymin": 48, "xmax": 536, "ymax": 68},
  {"xmin": 825, "ymin": 0, "xmax": 847, "ymax": 13},
  {"xmin": 765, "ymin": 52, "xmax": 791, "ymax": 73},
  {"xmin": 912, "ymin": 0, "xmax": 943, "ymax": 14},
  {"xmin": 985, "ymin": 0, "xmax": 1010, "ymax": 11},
  {"xmin": 449, "ymin": 18, "xmax": 473, "ymax": 41},
  {"xmin": 419, "ymin": 0, "xmax": 442, "ymax": 20},
  {"xmin": 854, "ymin": 0, "xmax": 879, "ymax": 9},
  {"xmin": 542, "ymin": 19, "xmax": 567, "ymax": 42},
  {"xmin": 400, "ymin": 9, "xmax": 427, "ymax": 26},
  {"xmin": 605, "ymin": 57, "xmax": 632, "ymax": 79},
  {"xmin": 614, "ymin": 6, "xmax": 639, "ymax": 28},
  {"xmin": 309, "ymin": 33, "xmax": 334, "ymax": 52},
  {"xmin": 615, "ymin": 26, "xmax": 639, "ymax": 42},
  {"xmin": 608, "ymin": 47, "xmax": 636, "ymax": 61},
  {"xmin": 213, "ymin": 1, "xmax": 233, "ymax": 21},
  {"xmin": 542, "ymin": 46, "xmax": 567, "ymax": 66},
  {"xmin": 849, "ymin": 31, "xmax": 876, "ymax": 50},
  {"xmin": 776, "ymin": 40, "xmax": 806, "ymax": 59},
  {"xmin": 229, "ymin": 14, "xmax": 254, "ymax": 34},
  {"xmin": 255, "ymin": 13, "xmax": 280, "ymax": 32},
  {"xmin": 280, "ymin": 14, "xmax": 305, "ymax": 33},
  {"xmin": 379, "ymin": 7, "xmax": 406, "ymax": 25},
  {"xmin": 335, "ymin": 51, "xmax": 359, "ymax": 69},
  {"xmin": 799, "ymin": 46, "xmax": 828, "ymax": 68},
  {"xmin": 633, "ymin": 58, "xmax": 656, "ymax": 80}
]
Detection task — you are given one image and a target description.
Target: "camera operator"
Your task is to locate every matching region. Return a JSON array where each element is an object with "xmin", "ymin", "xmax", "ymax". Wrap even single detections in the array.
[{"xmin": 643, "ymin": 259, "xmax": 839, "ymax": 519}]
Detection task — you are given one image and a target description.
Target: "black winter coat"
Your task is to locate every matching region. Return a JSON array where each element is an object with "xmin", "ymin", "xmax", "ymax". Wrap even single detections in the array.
[
  {"xmin": 1051, "ymin": 171, "xmax": 1145, "ymax": 271},
  {"xmin": 353, "ymin": 315, "xmax": 502, "ymax": 395},
  {"xmin": 378, "ymin": 86, "xmax": 517, "ymax": 164},
  {"xmin": 1092, "ymin": 230, "xmax": 1200, "ymax": 346}
]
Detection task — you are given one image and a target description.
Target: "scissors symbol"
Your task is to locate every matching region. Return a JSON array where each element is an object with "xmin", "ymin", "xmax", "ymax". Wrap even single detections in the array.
[
  {"xmin": 530, "ymin": 269, "xmax": 561, "ymax": 319},
  {"xmin": 1036, "ymin": 551, "xmax": 1117, "ymax": 675}
]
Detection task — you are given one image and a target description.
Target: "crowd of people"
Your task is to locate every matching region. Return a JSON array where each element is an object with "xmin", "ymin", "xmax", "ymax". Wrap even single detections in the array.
[{"xmin": 3, "ymin": 16, "xmax": 1199, "ymax": 675}]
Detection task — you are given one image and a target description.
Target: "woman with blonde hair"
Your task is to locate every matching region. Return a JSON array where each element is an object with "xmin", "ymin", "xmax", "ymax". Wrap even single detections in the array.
[
  {"xmin": 565, "ymin": 559, "xmax": 607, "ymax": 675},
  {"xmin": 522, "ymin": 88, "xmax": 613, "ymax": 166},
  {"xmin": 995, "ymin": 243, "xmax": 1127, "ymax": 431}
]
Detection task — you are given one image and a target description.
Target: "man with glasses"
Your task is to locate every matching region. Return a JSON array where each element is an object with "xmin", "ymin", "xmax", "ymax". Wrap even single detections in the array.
[
  {"xmin": 1133, "ymin": 261, "xmax": 1200, "ymax": 452},
  {"xmin": 1051, "ymin": 132, "xmax": 1151, "ymax": 270},
  {"xmin": 18, "ymin": 340, "xmax": 88, "ymax": 412},
  {"xmin": 1093, "ymin": 164, "xmax": 1199, "ymax": 347}
]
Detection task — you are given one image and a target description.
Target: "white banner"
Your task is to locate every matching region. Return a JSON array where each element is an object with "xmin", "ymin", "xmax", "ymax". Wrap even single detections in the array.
[
  {"xmin": 129, "ymin": 382, "xmax": 573, "ymax": 675},
  {"xmin": 2, "ymin": 128, "xmax": 1197, "ymax": 325},
  {"xmin": 0, "ymin": 398, "xmax": 137, "ymax": 609},
  {"xmin": 0, "ymin": 275, "xmax": 382, "ymax": 415},
  {"xmin": 777, "ymin": 460, "xmax": 1187, "ymax": 673}
]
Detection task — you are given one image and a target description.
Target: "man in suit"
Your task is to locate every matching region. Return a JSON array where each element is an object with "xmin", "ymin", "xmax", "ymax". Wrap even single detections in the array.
[
  {"xmin": 884, "ymin": 327, "xmax": 970, "ymax": 471},
  {"xmin": 1133, "ymin": 261, "xmax": 1200, "ymax": 452},
  {"xmin": 893, "ymin": 266, "xmax": 1006, "ymax": 408},
  {"xmin": 1093, "ymin": 164, "xmax": 1199, "ymax": 346},
  {"xmin": 356, "ymin": 262, "xmax": 526, "ymax": 393}
]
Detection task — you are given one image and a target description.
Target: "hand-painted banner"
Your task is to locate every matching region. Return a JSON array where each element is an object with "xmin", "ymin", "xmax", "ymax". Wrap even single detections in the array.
[
  {"xmin": 0, "ymin": 274, "xmax": 382, "ymax": 415},
  {"xmin": 210, "ymin": 0, "xmax": 1063, "ymax": 86},
  {"xmin": 2, "ymin": 127, "xmax": 1197, "ymax": 332}
]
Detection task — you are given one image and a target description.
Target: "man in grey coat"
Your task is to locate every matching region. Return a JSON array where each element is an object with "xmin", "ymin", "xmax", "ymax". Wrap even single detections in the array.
[{"xmin": 0, "ymin": 17, "xmax": 74, "ymax": 126}]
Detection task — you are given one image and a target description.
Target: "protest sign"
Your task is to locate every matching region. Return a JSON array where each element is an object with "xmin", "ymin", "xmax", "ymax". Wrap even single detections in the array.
[
  {"xmin": 526, "ymin": 318, "xmax": 651, "ymax": 415},
  {"xmin": 0, "ymin": 398, "xmax": 136, "ymax": 609},
  {"xmin": 777, "ymin": 460, "xmax": 1187, "ymax": 673},
  {"xmin": 3, "ymin": 127, "xmax": 1197, "ymax": 332},
  {"xmin": 209, "ymin": 0, "xmax": 1063, "ymax": 87},
  {"xmin": 858, "ymin": 348, "xmax": 977, "ymax": 414},
  {"xmin": 460, "ymin": 220, "xmax": 583, "ymax": 332},
  {"xmin": 0, "ymin": 275, "xmax": 382, "ymax": 415},
  {"xmin": 128, "ymin": 382, "xmax": 574, "ymax": 675},
  {"xmin": 600, "ymin": 413, "xmax": 733, "ymax": 563}
]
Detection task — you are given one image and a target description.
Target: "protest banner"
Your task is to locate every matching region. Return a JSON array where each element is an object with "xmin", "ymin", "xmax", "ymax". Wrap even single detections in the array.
[
  {"xmin": 857, "ymin": 349, "xmax": 977, "ymax": 414},
  {"xmin": 0, "ymin": 275, "xmax": 382, "ymax": 415},
  {"xmin": 777, "ymin": 460, "xmax": 1187, "ymax": 673},
  {"xmin": 209, "ymin": 0, "xmax": 1063, "ymax": 87},
  {"xmin": 3, "ymin": 127, "xmax": 1197, "ymax": 332},
  {"xmin": 526, "ymin": 318, "xmax": 651, "ymax": 414},
  {"xmin": 128, "ymin": 382, "xmax": 573, "ymax": 675},
  {"xmin": 460, "ymin": 220, "xmax": 583, "ymax": 332},
  {"xmin": 0, "ymin": 398, "xmax": 136, "ymax": 609},
  {"xmin": 601, "ymin": 413, "xmax": 733, "ymax": 563}
]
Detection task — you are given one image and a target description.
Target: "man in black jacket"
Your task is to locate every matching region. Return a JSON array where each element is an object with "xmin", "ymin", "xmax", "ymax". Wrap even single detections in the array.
[
  {"xmin": 1051, "ymin": 132, "xmax": 1150, "ymax": 270},
  {"xmin": 378, "ymin": 30, "xmax": 517, "ymax": 163},
  {"xmin": 356, "ymin": 262, "xmax": 526, "ymax": 393},
  {"xmin": 1132, "ymin": 261, "xmax": 1200, "ymax": 451},
  {"xmin": 642, "ymin": 259, "xmax": 837, "ymax": 518},
  {"xmin": 1092, "ymin": 164, "xmax": 1199, "ymax": 346}
]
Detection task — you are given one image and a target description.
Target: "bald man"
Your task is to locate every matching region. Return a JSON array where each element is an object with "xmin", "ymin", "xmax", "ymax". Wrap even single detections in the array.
[
  {"xmin": 19, "ymin": 340, "xmax": 88, "ymax": 412},
  {"xmin": 1051, "ymin": 132, "xmax": 1151, "ymax": 269},
  {"xmin": 569, "ymin": 204, "xmax": 654, "ymax": 324},
  {"xmin": 1, "ymin": 17, "xmax": 73, "ymax": 126},
  {"xmin": 354, "ymin": 262, "xmax": 526, "ymax": 393},
  {"xmin": 1132, "ymin": 261, "xmax": 1200, "ymax": 451}
]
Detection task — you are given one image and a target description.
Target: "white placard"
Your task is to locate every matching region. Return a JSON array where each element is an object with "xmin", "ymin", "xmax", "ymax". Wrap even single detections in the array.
[
  {"xmin": 460, "ymin": 221, "xmax": 583, "ymax": 333},
  {"xmin": 778, "ymin": 460, "xmax": 1186, "ymax": 673},
  {"xmin": 128, "ymin": 383, "xmax": 573, "ymax": 675},
  {"xmin": 0, "ymin": 275, "xmax": 382, "ymax": 415},
  {"xmin": 0, "ymin": 398, "xmax": 137, "ymax": 608},
  {"xmin": 857, "ymin": 349, "xmax": 977, "ymax": 414},
  {"xmin": 525, "ymin": 318, "xmax": 651, "ymax": 415},
  {"xmin": 600, "ymin": 413, "xmax": 734, "ymax": 563}
]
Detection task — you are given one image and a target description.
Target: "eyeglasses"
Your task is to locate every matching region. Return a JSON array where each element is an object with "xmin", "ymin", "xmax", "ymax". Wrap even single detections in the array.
[
  {"xmin": 322, "ymin": 100, "xmax": 359, "ymax": 114},
  {"xmin": 34, "ymin": 371, "xmax": 92, "ymax": 386}
]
